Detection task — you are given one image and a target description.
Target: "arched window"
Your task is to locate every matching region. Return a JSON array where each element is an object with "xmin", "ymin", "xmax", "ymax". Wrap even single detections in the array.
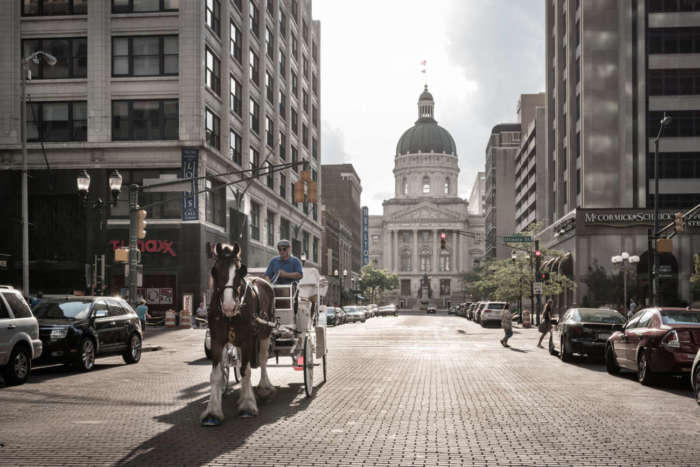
[
  {"xmin": 420, "ymin": 250, "xmax": 431, "ymax": 272},
  {"xmin": 422, "ymin": 176, "xmax": 430, "ymax": 193},
  {"xmin": 400, "ymin": 250, "xmax": 412, "ymax": 272},
  {"xmin": 444, "ymin": 177, "xmax": 450, "ymax": 195},
  {"xmin": 440, "ymin": 251, "xmax": 451, "ymax": 272},
  {"xmin": 402, "ymin": 177, "xmax": 408, "ymax": 195}
]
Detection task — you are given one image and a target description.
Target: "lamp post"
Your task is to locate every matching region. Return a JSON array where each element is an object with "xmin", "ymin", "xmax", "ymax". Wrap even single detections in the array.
[
  {"xmin": 20, "ymin": 50, "xmax": 57, "ymax": 296},
  {"xmin": 511, "ymin": 251, "xmax": 523, "ymax": 318},
  {"xmin": 652, "ymin": 112, "xmax": 672, "ymax": 305},
  {"xmin": 612, "ymin": 252, "xmax": 640, "ymax": 312}
]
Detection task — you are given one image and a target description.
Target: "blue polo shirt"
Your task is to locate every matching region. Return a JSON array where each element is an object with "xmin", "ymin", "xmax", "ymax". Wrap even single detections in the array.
[{"xmin": 265, "ymin": 256, "xmax": 303, "ymax": 285}]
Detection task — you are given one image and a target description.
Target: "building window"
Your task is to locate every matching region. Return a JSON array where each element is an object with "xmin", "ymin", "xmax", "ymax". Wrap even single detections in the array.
[
  {"xmin": 400, "ymin": 251, "xmax": 411, "ymax": 272},
  {"xmin": 649, "ymin": 0, "xmax": 700, "ymax": 11},
  {"xmin": 302, "ymin": 89, "xmax": 309, "ymax": 114},
  {"xmin": 250, "ymin": 201, "xmax": 260, "ymax": 241},
  {"xmin": 205, "ymin": 0, "xmax": 220, "ymax": 36},
  {"xmin": 230, "ymin": 21, "xmax": 242, "ymax": 62},
  {"xmin": 112, "ymin": 99, "xmax": 178, "ymax": 141},
  {"xmin": 649, "ymin": 69, "xmax": 700, "ymax": 96},
  {"xmin": 439, "ymin": 253, "xmax": 450, "ymax": 272},
  {"xmin": 291, "ymin": 108, "xmax": 298, "ymax": 134},
  {"xmin": 26, "ymin": 101, "xmax": 86, "ymax": 142},
  {"xmin": 302, "ymin": 231, "xmax": 310, "ymax": 258},
  {"xmin": 279, "ymin": 49, "xmax": 286, "ymax": 76},
  {"xmin": 232, "ymin": 0, "xmax": 241, "ymax": 11},
  {"xmin": 302, "ymin": 124, "xmax": 308, "ymax": 147},
  {"xmin": 249, "ymin": 146, "xmax": 259, "ymax": 176},
  {"xmin": 205, "ymin": 178, "xmax": 225, "ymax": 226},
  {"xmin": 402, "ymin": 177, "xmax": 408, "ymax": 195},
  {"xmin": 265, "ymin": 116, "xmax": 274, "ymax": 146},
  {"xmin": 648, "ymin": 28, "xmax": 700, "ymax": 54},
  {"xmin": 302, "ymin": 19, "xmax": 309, "ymax": 44},
  {"xmin": 266, "ymin": 71, "xmax": 274, "ymax": 103},
  {"xmin": 249, "ymin": 97, "xmax": 260, "ymax": 134},
  {"xmin": 23, "ymin": 0, "xmax": 86, "ymax": 15},
  {"xmin": 22, "ymin": 38, "xmax": 87, "ymax": 79},
  {"xmin": 265, "ymin": 26, "xmax": 274, "ymax": 59},
  {"xmin": 290, "ymin": 0, "xmax": 298, "ymax": 22},
  {"xmin": 291, "ymin": 71, "xmax": 298, "ymax": 95},
  {"xmin": 440, "ymin": 279, "xmax": 451, "ymax": 296},
  {"xmin": 312, "ymin": 40, "xmax": 318, "ymax": 62},
  {"xmin": 312, "ymin": 137, "xmax": 318, "ymax": 160},
  {"xmin": 313, "ymin": 236, "xmax": 319, "ymax": 263},
  {"xmin": 249, "ymin": 49, "xmax": 259, "ymax": 85},
  {"xmin": 205, "ymin": 47, "xmax": 221, "ymax": 95},
  {"xmin": 266, "ymin": 210, "xmax": 275, "ymax": 246},
  {"xmin": 280, "ymin": 173, "xmax": 287, "ymax": 199},
  {"xmin": 205, "ymin": 108, "xmax": 220, "ymax": 149},
  {"xmin": 266, "ymin": 161, "xmax": 274, "ymax": 188},
  {"xmin": 444, "ymin": 177, "xmax": 450, "ymax": 195},
  {"xmin": 292, "ymin": 33, "xmax": 298, "ymax": 59},
  {"xmin": 111, "ymin": 35, "xmax": 177, "ymax": 77},
  {"xmin": 112, "ymin": 0, "xmax": 177, "ymax": 13},
  {"xmin": 230, "ymin": 76, "xmax": 242, "ymax": 116},
  {"xmin": 280, "ymin": 217, "xmax": 290, "ymax": 241},
  {"xmin": 648, "ymin": 110, "xmax": 700, "ymax": 137},
  {"xmin": 249, "ymin": 0, "xmax": 259, "ymax": 37},
  {"xmin": 312, "ymin": 202, "xmax": 317, "ymax": 221},
  {"xmin": 279, "ymin": 90, "xmax": 287, "ymax": 116},
  {"xmin": 279, "ymin": 131, "xmax": 287, "ymax": 159},
  {"xmin": 291, "ymin": 145, "xmax": 298, "ymax": 172},
  {"xmin": 279, "ymin": 9, "xmax": 287, "ymax": 37},
  {"xmin": 312, "ymin": 105, "xmax": 318, "ymax": 127},
  {"xmin": 230, "ymin": 129, "xmax": 242, "ymax": 165},
  {"xmin": 422, "ymin": 176, "xmax": 430, "ymax": 193},
  {"xmin": 303, "ymin": 55, "xmax": 309, "ymax": 79},
  {"xmin": 420, "ymin": 253, "xmax": 431, "ymax": 272},
  {"xmin": 312, "ymin": 73, "xmax": 318, "ymax": 95}
]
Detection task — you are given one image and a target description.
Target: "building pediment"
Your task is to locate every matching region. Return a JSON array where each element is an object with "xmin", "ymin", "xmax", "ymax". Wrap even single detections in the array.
[{"xmin": 390, "ymin": 202, "xmax": 465, "ymax": 223}]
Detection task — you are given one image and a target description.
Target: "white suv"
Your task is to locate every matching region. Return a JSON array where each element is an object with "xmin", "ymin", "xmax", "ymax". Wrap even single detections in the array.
[
  {"xmin": 479, "ymin": 302, "xmax": 509, "ymax": 327},
  {"xmin": 0, "ymin": 286, "xmax": 43, "ymax": 385}
]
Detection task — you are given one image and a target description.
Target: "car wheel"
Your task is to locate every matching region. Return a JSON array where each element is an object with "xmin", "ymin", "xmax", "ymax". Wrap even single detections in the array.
[
  {"xmin": 605, "ymin": 344, "xmax": 620, "ymax": 375},
  {"xmin": 122, "ymin": 333, "xmax": 142, "ymax": 364},
  {"xmin": 637, "ymin": 351, "xmax": 654, "ymax": 386},
  {"xmin": 694, "ymin": 367, "xmax": 700, "ymax": 406},
  {"xmin": 548, "ymin": 336, "xmax": 556, "ymax": 356},
  {"xmin": 559, "ymin": 336, "xmax": 571, "ymax": 362},
  {"xmin": 2, "ymin": 345, "xmax": 31, "ymax": 385},
  {"xmin": 75, "ymin": 338, "xmax": 96, "ymax": 371}
]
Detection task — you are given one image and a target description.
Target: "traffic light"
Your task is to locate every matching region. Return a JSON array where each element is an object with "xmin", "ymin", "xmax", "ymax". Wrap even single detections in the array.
[
  {"xmin": 136, "ymin": 209, "xmax": 147, "ymax": 239},
  {"xmin": 674, "ymin": 212, "xmax": 684, "ymax": 233},
  {"xmin": 440, "ymin": 232, "xmax": 446, "ymax": 250},
  {"xmin": 541, "ymin": 272, "xmax": 550, "ymax": 282}
]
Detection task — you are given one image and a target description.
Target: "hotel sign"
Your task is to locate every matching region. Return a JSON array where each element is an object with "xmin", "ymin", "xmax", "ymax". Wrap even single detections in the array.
[
  {"xmin": 362, "ymin": 206, "xmax": 369, "ymax": 266},
  {"xmin": 581, "ymin": 209, "xmax": 700, "ymax": 229}
]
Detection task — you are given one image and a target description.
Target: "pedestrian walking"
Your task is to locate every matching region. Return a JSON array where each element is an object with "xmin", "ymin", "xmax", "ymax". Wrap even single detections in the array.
[
  {"xmin": 629, "ymin": 299, "xmax": 638, "ymax": 314},
  {"xmin": 537, "ymin": 299, "xmax": 553, "ymax": 348},
  {"xmin": 135, "ymin": 298, "xmax": 151, "ymax": 333},
  {"xmin": 500, "ymin": 303, "xmax": 513, "ymax": 347}
]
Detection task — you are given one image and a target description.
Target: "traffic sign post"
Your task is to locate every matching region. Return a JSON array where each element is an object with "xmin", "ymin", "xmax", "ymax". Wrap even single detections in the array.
[{"xmin": 533, "ymin": 282, "xmax": 543, "ymax": 295}]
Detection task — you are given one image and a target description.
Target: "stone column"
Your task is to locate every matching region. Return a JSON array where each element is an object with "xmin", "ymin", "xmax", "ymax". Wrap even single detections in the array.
[
  {"xmin": 433, "ymin": 229, "xmax": 439, "ymax": 272},
  {"xmin": 451, "ymin": 231, "xmax": 457, "ymax": 273},
  {"xmin": 413, "ymin": 229, "xmax": 419, "ymax": 273},
  {"xmin": 394, "ymin": 230, "xmax": 400, "ymax": 273}
]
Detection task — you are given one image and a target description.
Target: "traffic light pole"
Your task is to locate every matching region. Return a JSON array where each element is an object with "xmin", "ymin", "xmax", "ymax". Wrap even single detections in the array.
[
  {"xmin": 534, "ymin": 240, "xmax": 542, "ymax": 326},
  {"xmin": 128, "ymin": 184, "xmax": 139, "ymax": 307}
]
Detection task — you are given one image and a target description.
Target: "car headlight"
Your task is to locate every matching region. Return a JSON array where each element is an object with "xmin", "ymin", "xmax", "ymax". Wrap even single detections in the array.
[{"xmin": 50, "ymin": 327, "xmax": 68, "ymax": 340}]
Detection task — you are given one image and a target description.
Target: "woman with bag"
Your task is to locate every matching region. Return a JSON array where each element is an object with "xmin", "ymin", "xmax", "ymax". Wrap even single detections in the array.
[{"xmin": 537, "ymin": 299, "xmax": 553, "ymax": 348}]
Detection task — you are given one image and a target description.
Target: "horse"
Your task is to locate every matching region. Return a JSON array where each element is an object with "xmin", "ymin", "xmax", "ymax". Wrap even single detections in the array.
[{"xmin": 201, "ymin": 242, "xmax": 277, "ymax": 426}]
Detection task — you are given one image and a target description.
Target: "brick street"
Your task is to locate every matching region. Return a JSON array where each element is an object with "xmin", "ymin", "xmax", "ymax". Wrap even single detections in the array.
[{"xmin": 1, "ymin": 313, "xmax": 698, "ymax": 466}]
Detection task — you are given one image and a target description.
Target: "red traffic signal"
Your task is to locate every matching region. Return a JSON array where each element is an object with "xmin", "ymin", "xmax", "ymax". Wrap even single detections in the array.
[
  {"xmin": 540, "ymin": 272, "xmax": 550, "ymax": 281},
  {"xmin": 535, "ymin": 249, "xmax": 541, "ymax": 257}
]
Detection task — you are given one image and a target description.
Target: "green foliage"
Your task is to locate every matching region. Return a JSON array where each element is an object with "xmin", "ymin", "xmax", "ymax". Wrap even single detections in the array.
[
  {"xmin": 358, "ymin": 264, "xmax": 398, "ymax": 304},
  {"xmin": 580, "ymin": 261, "xmax": 623, "ymax": 308},
  {"xmin": 691, "ymin": 254, "xmax": 700, "ymax": 300}
]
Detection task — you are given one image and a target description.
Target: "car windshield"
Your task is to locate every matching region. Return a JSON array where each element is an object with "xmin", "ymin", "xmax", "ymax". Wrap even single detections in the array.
[
  {"xmin": 33, "ymin": 301, "xmax": 92, "ymax": 320},
  {"xmin": 577, "ymin": 309, "xmax": 625, "ymax": 324},
  {"xmin": 487, "ymin": 303, "xmax": 506, "ymax": 309},
  {"xmin": 661, "ymin": 310, "xmax": 700, "ymax": 325}
]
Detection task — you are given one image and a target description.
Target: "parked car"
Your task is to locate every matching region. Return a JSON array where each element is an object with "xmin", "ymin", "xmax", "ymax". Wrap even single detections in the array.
[
  {"xmin": 379, "ymin": 304, "xmax": 398, "ymax": 317},
  {"xmin": 326, "ymin": 306, "xmax": 339, "ymax": 326},
  {"xmin": 0, "ymin": 286, "xmax": 43, "ymax": 385},
  {"xmin": 691, "ymin": 348, "xmax": 700, "ymax": 405},
  {"xmin": 466, "ymin": 303, "xmax": 477, "ymax": 320},
  {"xmin": 343, "ymin": 306, "xmax": 365, "ymax": 323},
  {"xmin": 368, "ymin": 304, "xmax": 378, "ymax": 318},
  {"xmin": 550, "ymin": 307, "xmax": 625, "ymax": 361},
  {"xmin": 474, "ymin": 302, "xmax": 488, "ymax": 323},
  {"xmin": 33, "ymin": 296, "xmax": 142, "ymax": 371},
  {"xmin": 458, "ymin": 302, "xmax": 470, "ymax": 317},
  {"xmin": 479, "ymin": 302, "xmax": 508, "ymax": 327},
  {"xmin": 605, "ymin": 307, "xmax": 700, "ymax": 385},
  {"xmin": 426, "ymin": 306, "xmax": 437, "ymax": 314}
]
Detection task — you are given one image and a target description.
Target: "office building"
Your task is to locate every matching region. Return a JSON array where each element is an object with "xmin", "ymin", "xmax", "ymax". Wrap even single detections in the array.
[{"xmin": 514, "ymin": 93, "xmax": 546, "ymax": 233}]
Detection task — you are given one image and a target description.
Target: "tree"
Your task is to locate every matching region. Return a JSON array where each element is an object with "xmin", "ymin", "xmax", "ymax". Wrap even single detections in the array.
[
  {"xmin": 358, "ymin": 264, "xmax": 398, "ymax": 304},
  {"xmin": 690, "ymin": 254, "xmax": 700, "ymax": 302}
]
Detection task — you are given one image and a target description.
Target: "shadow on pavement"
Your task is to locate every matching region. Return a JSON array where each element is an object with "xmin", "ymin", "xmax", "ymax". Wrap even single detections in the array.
[
  {"xmin": 115, "ymin": 382, "xmax": 312, "ymax": 466},
  {"xmin": 508, "ymin": 347, "xmax": 529, "ymax": 353},
  {"xmin": 20, "ymin": 362, "xmax": 125, "ymax": 384}
]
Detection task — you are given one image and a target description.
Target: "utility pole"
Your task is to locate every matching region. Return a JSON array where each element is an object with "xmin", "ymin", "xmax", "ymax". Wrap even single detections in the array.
[
  {"xmin": 534, "ymin": 239, "xmax": 542, "ymax": 326},
  {"xmin": 128, "ymin": 184, "xmax": 139, "ymax": 307}
]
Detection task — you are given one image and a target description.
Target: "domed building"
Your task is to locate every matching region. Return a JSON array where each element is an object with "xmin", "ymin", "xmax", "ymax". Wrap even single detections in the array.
[{"xmin": 367, "ymin": 87, "xmax": 484, "ymax": 309}]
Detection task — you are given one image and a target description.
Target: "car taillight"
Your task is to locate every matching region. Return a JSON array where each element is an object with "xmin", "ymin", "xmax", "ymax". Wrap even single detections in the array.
[{"xmin": 662, "ymin": 330, "xmax": 680, "ymax": 348}]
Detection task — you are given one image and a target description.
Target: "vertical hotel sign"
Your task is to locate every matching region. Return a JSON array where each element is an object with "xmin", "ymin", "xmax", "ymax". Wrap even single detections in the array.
[
  {"xmin": 362, "ymin": 206, "xmax": 369, "ymax": 266},
  {"xmin": 181, "ymin": 148, "xmax": 198, "ymax": 221}
]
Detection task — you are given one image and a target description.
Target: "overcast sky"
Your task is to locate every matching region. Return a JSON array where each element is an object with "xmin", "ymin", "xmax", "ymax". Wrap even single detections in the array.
[{"xmin": 313, "ymin": 0, "xmax": 545, "ymax": 215}]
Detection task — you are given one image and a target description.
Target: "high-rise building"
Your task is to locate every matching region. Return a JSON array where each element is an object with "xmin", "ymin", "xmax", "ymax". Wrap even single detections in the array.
[
  {"xmin": 514, "ymin": 93, "xmax": 546, "ymax": 233},
  {"xmin": 484, "ymin": 123, "xmax": 520, "ymax": 259},
  {"xmin": 0, "ymin": 0, "xmax": 322, "ymax": 312},
  {"xmin": 543, "ymin": 0, "xmax": 700, "ymax": 307},
  {"xmin": 467, "ymin": 171, "xmax": 486, "ymax": 216}
]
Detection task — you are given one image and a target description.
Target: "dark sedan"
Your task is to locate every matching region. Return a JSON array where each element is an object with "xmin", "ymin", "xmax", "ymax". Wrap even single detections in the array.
[
  {"xmin": 550, "ymin": 307, "xmax": 625, "ymax": 362},
  {"xmin": 605, "ymin": 307, "xmax": 700, "ymax": 385},
  {"xmin": 33, "ymin": 296, "xmax": 142, "ymax": 371},
  {"xmin": 326, "ymin": 306, "xmax": 340, "ymax": 326}
]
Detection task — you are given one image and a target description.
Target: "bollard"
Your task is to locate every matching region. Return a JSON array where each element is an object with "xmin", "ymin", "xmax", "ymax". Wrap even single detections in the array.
[
  {"xmin": 180, "ymin": 309, "xmax": 192, "ymax": 328},
  {"xmin": 165, "ymin": 309, "xmax": 176, "ymax": 327},
  {"xmin": 522, "ymin": 309, "xmax": 531, "ymax": 328}
]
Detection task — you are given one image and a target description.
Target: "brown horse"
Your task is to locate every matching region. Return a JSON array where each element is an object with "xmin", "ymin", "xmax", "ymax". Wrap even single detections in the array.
[{"xmin": 201, "ymin": 242, "xmax": 276, "ymax": 426}]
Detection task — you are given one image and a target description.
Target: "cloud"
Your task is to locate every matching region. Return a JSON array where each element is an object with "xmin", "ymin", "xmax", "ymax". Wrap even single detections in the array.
[{"xmin": 321, "ymin": 121, "xmax": 351, "ymax": 164}]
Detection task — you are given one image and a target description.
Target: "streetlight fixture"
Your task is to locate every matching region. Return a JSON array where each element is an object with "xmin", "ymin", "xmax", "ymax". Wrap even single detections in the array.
[
  {"xmin": 611, "ymin": 252, "xmax": 640, "ymax": 313},
  {"xmin": 20, "ymin": 50, "xmax": 57, "ymax": 296},
  {"xmin": 652, "ymin": 112, "xmax": 672, "ymax": 305},
  {"xmin": 77, "ymin": 169, "xmax": 123, "ymax": 207}
]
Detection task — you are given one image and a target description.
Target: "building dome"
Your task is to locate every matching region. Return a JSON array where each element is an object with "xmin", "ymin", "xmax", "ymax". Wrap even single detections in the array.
[{"xmin": 395, "ymin": 86, "xmax": 457, "ymax": 156}]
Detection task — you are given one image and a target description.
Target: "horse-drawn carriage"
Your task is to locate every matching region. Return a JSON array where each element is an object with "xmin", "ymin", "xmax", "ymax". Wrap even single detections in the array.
[{"xmin": 200, "ymin": 242, "xmax": 329, "ymax": 426}]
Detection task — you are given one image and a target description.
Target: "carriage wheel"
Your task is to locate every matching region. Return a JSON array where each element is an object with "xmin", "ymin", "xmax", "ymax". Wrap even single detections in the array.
[{"xmin": 303, "ymin": 335, "xmax": 314, "ymax": 397}]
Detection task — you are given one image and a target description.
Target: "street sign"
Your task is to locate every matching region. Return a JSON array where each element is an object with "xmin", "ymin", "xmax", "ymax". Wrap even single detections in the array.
[
  {"xmin": 533, "ymin": 282, "xmax": 544, "ymax": 295},
  {"xmin": 504, "ymin": 235, "xmax": 532, "ymax": 243}
]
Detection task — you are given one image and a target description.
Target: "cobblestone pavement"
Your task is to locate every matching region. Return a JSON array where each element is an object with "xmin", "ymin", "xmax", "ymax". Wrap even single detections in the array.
[{"xmin": 1, "ymin": 312, "xmax": 698, "ymax": 466}]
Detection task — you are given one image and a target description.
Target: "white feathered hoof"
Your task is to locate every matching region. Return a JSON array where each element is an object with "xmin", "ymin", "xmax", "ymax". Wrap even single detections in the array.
[
  {"xmin": 255, "ymin": 385, "xmax": 276, "ymax": 400},
  {"xmin": 200, "ymin": 412, "xmax": 224, "ymax": 427},
  {"xmin": 238, "ymin": 408, "xmax": 257, "ymax": 418}
]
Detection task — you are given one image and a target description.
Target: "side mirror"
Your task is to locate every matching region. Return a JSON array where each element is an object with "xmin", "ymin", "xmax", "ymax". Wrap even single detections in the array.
[{"xmin": 94, "ymin": 309, "xmax": 108, "ymax": 318}]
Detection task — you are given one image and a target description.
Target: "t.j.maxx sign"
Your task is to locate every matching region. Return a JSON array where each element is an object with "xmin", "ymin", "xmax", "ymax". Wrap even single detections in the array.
[{"xmin": 109, "ymin": 240, "xmax": 176, "ymax": 257}]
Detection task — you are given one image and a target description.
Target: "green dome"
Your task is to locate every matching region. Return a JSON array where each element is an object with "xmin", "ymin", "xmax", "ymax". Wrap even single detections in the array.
[{"xmin": 396, "ymin": 119, "xmax": 457, "ymax": 156}]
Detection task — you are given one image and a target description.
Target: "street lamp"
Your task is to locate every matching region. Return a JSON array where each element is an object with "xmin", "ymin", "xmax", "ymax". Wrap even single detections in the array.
[
  {"xmin": 612, "ymin": 252, "xmax": 640, "ymax": 313},
  {"xmin": 512, "ymin": 251, "xmax": 523, "ymax": 319},
  {"xmin": 652, "ymin": 112, "xmax": 672, "ymax": 305},
  {"xmin": 20, "ymin": 50, "xmax": 57, "ymax": 296},
  {"xmin": 77, "ymin": 169, "xmax": 123, "ymax": 207}
]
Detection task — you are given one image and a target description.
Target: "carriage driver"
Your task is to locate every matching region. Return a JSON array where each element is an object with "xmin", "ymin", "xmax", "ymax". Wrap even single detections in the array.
[{"xmin": 263, "ymin": 239, "xmax": 303, "ymax": 285}]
